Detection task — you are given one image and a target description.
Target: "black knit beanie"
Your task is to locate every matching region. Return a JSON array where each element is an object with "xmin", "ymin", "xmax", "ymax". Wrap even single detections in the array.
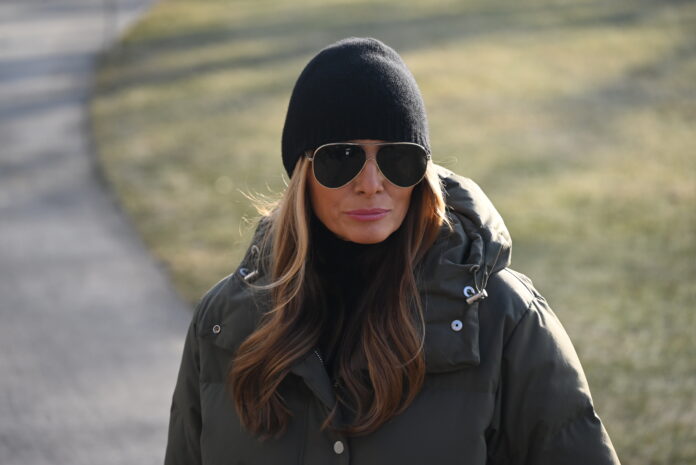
[{"xmin": 281, "ymin": 37, "xmax": 430, "ymax": 177}]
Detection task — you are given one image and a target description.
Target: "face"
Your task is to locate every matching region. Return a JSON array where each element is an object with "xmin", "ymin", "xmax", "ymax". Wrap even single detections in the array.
[{"xmin": 308, "ymin": 139, "xmax": 415, "ymax": 244}]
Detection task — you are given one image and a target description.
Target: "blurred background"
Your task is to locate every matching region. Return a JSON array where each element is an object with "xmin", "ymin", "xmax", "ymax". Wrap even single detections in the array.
[
  {"xmin": 1, "ymin": 1, "xmax": 189, "ymax": 464},
  {"xmin": 2, "ymin": 0, "xmax": 695, "ymax": 464}
]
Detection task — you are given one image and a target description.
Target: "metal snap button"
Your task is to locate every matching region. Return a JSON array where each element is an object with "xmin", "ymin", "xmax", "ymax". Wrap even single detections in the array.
[
  {"xmin": 333, "ymin": 440, "xmax": 344, "ymax": 454},
  {"xmin": 451, "ymin": 320, "xmax": 463, "ymax": 332},
  {"xmin": 212, "ymin": 324, "xmax": 221, "ymax": 334},
  {"xmin": 463, "ymin": 286, "xmax": 476, "ymax": 297}
]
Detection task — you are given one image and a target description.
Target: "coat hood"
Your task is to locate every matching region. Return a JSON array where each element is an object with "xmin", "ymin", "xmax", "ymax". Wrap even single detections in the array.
[
  {"xmin": 412, "ymin": 165, "xmax": 511, "ymax": 373},
  {"xmin": 433, "ymin": 165, "xmax": 511, "ymax": 292}
]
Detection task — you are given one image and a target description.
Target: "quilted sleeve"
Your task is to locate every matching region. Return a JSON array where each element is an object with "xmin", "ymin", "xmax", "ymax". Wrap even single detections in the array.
[
  {"xmin": 164, "ymin": 311, "xmax": 202, "ymax": 465},
  {"xmin": 489, "ymin": 295, "xmax": 621, "ymax": 465}
]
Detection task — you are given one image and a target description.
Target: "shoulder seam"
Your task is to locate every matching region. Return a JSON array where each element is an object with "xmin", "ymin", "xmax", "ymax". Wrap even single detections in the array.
[
  {"xmin": 499, "ymin": 268, "xmax": 548, "ymax": 351},
  {"xmin": 500, "ymin": 268, "xmax": 545, "ymax": 305},
  {"xmin": 502, "ymin": 296, "xmax": 535, "ymax": 352}
]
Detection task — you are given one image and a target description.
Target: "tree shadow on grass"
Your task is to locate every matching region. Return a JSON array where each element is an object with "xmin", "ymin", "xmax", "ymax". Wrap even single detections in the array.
[
  {"xmin": 470, "ymin": 23, "xmax": 695, "ymax": 192},
  {"xmin": 97, "ymin": 0, "xmax": 686, "ymax": 97},
  {"xmin": 542, "ymin": 32, "xmax": 696, "ymax": 160}
]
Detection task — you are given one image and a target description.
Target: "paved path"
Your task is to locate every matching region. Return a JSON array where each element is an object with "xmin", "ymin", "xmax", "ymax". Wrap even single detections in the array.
[{"xmin": 0, "ymin": 1, "xmax": 192, "ymax": 464}]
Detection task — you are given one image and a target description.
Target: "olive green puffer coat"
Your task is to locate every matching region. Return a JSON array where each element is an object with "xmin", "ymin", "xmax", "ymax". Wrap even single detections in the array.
[{"xmin": 164, "ymin": 167, "xmax": 621, "ymax": 465}]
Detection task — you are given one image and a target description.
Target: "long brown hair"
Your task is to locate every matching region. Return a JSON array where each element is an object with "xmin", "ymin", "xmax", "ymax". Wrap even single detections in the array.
[{"xmin": 228, "ymin": 157, "xmax": 449, "ymax": 437}]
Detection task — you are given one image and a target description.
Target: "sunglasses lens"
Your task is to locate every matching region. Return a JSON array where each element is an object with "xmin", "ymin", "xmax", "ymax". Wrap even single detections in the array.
[
  {"xmin": 377, "ymin": 144, "xmax": 429, "ymax": 187},
  {"xmin": 313, "ymin": 144, "xmax": 366, "ymax": 188}
]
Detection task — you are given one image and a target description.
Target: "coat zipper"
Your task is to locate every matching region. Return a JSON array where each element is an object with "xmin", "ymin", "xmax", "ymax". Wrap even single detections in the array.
[
  {"xmin": 314, "ymin": 348, "xmax": 342, "ymax": 390},
  {"xmin": 313, "ymin": 348, "xmax": 325, "ymax": 366}
]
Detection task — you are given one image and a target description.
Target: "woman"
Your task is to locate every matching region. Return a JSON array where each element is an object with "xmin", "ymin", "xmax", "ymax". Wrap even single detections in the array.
[{"xmin": 165, "ymin": 37, "xmax": 620, "ymax": 465}]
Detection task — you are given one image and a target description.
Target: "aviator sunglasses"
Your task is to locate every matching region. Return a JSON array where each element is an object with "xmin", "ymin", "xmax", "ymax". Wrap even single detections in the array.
[{"xmin": 305, "ymin": 142, "xmax": 431, "ymax": 189}]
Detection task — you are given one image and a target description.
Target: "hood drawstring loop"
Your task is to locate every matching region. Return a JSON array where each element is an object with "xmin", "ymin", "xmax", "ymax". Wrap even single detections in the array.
[
  {"xmin": 239, "ymin": 244, "xmax": 261, "ymax": 283},
  {"xmin": 468, "ymin": 241, "xmax": 504, "ymax": 305}
]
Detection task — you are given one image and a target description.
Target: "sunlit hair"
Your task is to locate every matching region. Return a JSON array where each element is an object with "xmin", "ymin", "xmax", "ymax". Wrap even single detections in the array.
[{"xmin": 228, "ymin": 156, "xmax": 450, "ymax": 438}]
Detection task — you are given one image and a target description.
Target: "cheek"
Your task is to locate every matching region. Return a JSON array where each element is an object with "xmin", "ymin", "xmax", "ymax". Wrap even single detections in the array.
[
  {"xmin": 308, "ymin": 177, "xmax": 340, "ymax": 223},
  {"xmin": 393, "ymin": 187, "xmax": 415, "ymax": 222}
]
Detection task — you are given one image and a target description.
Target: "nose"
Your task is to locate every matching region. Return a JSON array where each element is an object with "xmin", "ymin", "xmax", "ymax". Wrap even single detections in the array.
[{"xmin": 353, "ymin": 152, "xmax": 385, "ymax": 195}]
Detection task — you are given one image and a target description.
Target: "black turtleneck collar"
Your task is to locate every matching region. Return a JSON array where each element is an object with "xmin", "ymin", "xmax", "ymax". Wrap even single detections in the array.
[{"xmin": 311, "ymin": 212, "xmax": 375, "ymax": 274}]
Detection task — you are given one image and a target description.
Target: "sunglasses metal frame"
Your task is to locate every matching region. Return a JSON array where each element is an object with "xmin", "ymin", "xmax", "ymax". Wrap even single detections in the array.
[{"xmin": 305, "ymin": 141, "xmax": 431, "ymax": 189}]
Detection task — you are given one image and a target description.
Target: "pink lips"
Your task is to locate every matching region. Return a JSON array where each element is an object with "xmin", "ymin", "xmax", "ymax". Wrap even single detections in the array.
[{"xmin": 345, "ymin": 208, "xmax": 390, "ymax": 221}]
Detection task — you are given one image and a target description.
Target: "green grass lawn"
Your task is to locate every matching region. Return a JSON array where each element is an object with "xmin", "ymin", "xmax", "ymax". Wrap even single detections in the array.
[{"xmin": 91, "ymin": 0, "xmax": 695, "ymax": 462}]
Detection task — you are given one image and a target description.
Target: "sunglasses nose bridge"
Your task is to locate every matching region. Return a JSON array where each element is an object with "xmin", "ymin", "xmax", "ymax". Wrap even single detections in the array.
[
  {"xmin": 365, "ymin": 155, "xmax": 389, "ymax": 182},
  {"xmin": 353, "ymin": 153, "xmax": 386, "ymax": 190},
  {"xmin": 364, "ymin": 154, "xmax": 378, "ymax": 164},
  {"xmin": 362, "ymin": 143, "xmax": 382, "ymax": 171}
]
